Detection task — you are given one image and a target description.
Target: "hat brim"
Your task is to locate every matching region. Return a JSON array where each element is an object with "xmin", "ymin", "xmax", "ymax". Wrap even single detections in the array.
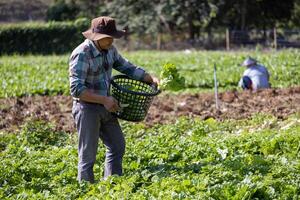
[{"xmin": 82, "ymin": 29, "xmax": 125, "ymax": 41}]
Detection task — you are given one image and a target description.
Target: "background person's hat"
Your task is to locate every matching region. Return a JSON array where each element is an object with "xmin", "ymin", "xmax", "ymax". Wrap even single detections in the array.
[
  {"xmin": 82, "ymin": 16, "xmax": 125, "ymax": 41},
  {"xmin": 241, "ymin": 57, "xmax": 257, "ymax": 67}
]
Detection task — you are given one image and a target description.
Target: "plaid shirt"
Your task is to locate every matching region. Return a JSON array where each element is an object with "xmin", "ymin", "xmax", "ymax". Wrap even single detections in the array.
[{"xmin": 69, "ymin": 39, "xmax": 145, "ymax": 98}]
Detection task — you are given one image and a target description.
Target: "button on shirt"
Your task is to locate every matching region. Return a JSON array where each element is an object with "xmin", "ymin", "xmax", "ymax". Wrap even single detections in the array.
[
  {"xmin": 238, "ymin": 64, "xmax": 270, "ymax": 90},
  {"xmin": 69, "ymin": 39, "xmax": 145, "ymax": 98}
]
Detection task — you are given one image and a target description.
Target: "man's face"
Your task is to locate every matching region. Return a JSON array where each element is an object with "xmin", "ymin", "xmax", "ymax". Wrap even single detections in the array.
[{"xmin": 97, "ymin": 37, "xmax": 114, "ymax": 50}]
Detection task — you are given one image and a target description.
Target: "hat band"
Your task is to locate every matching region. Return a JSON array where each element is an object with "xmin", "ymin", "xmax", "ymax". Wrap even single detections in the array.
[{"xmin": 92, "ymin": 27, "xmax": 115, "ymax": 34}]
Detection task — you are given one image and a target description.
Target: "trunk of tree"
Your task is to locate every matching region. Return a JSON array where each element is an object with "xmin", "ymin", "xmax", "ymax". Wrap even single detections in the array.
[
  {"xmin": 241, "ymin": 0, "xmax": 247, "ymax": 30},
  {"xmin": 157, "ymin": 32, "xmax": 161, "ymax": 50},
  {"xmin": 188, "ymin": 14, "xmax": 196, "ymax": 40},
  {"xmin": 205, "ymin": 26, "xmax": 212, "ymax": 48}
]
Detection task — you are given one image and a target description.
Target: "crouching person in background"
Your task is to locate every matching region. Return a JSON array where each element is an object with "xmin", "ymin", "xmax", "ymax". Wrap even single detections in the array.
[{"xmin": 238, "ymin": 57, "xmax": 271, "ymax": 91}]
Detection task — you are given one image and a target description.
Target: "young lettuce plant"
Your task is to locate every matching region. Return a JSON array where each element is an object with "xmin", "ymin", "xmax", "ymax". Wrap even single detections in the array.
[{"xmin": 159, "ymin": 63, "xmax": 185, "ymax": 91}]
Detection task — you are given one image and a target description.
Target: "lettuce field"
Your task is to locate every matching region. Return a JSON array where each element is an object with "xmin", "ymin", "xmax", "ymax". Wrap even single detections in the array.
[
  {"xmin": 0, "ymin": 50, "xmax": 300, "ymax": 199},
  {"xmin": 1, "ymin": 115, "xmax": 300, "ymax": 199},
  {"xmin": 0, "ymin": 49, "xmax": 300, "ymax": 97}
]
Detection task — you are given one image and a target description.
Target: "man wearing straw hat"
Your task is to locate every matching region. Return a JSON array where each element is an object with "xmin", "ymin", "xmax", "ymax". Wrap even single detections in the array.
[
  {"xmin": 238, "ymin": 57, "xmax": 270, "ymax": 91},
  {"xmin": 69, "ymin": 16, "xmax": 159, "ymax": 183}
]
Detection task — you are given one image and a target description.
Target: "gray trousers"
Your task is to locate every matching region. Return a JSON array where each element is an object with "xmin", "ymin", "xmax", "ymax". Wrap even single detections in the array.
[{"xmin": 72, "ymin": 101, "xmax": 125, "ymax": 183}]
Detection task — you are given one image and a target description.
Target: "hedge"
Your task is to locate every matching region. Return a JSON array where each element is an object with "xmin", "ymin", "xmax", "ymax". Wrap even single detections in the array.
[{"xmin": 0, "ymin": 19, "xmax": 89, "ymax": 55}]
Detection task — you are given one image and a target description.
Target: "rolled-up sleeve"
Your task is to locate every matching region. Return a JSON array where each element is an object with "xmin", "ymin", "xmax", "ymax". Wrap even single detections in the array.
[
  {"xmin": 69, "ymin": 53, "xmax": 89, "ymax": 98},
  {"xmin": 112, "ymin": 49, "xmax": 145, "ymax": 81}
]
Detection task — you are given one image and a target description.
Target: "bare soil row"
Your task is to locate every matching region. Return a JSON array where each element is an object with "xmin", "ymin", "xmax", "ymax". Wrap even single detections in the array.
[{"xmin": 1, "ymin": 86, "xmax": 300, "ymax": 133}]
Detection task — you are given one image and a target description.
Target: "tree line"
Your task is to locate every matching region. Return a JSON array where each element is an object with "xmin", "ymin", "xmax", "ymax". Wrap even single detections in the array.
[{"xmin": 47, "ymin": 0, "xmax": 300, "ymax": 40}]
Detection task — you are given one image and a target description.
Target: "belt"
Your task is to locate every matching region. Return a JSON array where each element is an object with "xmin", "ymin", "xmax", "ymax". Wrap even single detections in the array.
[{"xmin": 73, "ymin": 98, "xmax": 102, "ymax": 106}]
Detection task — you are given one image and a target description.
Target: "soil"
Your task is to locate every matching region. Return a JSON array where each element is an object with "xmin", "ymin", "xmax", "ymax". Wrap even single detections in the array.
[{"xmin": 1, "ymin": 86, "xmax": 300, "ymax": 133}]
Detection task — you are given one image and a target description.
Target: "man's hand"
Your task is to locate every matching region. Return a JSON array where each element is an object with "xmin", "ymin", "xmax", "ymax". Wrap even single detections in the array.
[
  {"xmin": 103, "ymin": 96, "xmax": 120, "ymax": 112},
  {"xmin": 143, "ymin": 73, "xmax": 160, "ymax": 87}
]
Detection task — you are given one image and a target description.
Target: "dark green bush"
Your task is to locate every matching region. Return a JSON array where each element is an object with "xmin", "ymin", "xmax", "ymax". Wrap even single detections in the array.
[
  {"xmin": 0, "ymin": 20, "xmax": 89, "ymax": 55},
  {"xmin": 46, "ymin": 0, "xmax": 79, "ymax": 21}
]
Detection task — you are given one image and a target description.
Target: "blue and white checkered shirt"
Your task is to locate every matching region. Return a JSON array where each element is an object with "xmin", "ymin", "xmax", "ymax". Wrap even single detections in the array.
[{"xmin": 69, "ymin": 39, "xmax": 145, "ymax": 98}]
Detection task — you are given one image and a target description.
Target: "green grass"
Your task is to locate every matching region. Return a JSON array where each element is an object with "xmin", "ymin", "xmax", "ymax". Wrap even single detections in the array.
[
  {"xmin": 1, "ymin": 114, "xmax": 300, "ymax": 199},
  {"xmin": 0, "ymin": 49, "xmax": 299, "ymax": 97}
]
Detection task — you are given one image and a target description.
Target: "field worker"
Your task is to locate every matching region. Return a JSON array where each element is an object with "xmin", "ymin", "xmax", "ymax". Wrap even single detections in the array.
[
  {"xmin": 69, "ymin": 16, "xmax": 159, "ymax": 183},
  {"xmin": 238, "ymin": 57, "xmax": 270, "ymax": 91}
]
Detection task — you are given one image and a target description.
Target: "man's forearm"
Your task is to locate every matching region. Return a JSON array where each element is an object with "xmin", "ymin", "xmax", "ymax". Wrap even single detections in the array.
[{"xmin": 79, "ymin": 89, "xmax": 108, "ymax": 104}]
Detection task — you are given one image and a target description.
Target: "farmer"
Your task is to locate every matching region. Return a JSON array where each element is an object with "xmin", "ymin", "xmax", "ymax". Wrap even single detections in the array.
[
  {"xmin": 69, "ymin": 16, "xmax": 159, "ymax": 183},
  {"xmin": 238, "ymin": 57, "xmax": 270, "ymax": 91}
]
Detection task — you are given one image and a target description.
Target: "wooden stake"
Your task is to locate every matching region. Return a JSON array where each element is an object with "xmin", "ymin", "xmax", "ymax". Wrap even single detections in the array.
[
  {"xmin": 273, "ymin": 27, "xmax": 277, "ymax": 50},
  {"xmin": 157, "ymin": 32, "xmax": 161, "ymax": 50},
  {"xmin": 226, "ymin": 28, "xmax": 230, "ymax": 51}
]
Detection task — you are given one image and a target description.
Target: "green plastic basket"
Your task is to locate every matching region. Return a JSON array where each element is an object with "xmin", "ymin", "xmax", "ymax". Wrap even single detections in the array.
[{"xmin": 110, "ymin": 75, "xmax": 160, "ymax": 122}]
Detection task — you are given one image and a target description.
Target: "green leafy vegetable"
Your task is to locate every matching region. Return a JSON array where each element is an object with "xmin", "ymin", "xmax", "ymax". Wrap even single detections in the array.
[{"xmin": 159, "ymin": 63, "xmax": 185, "ymax": 91}]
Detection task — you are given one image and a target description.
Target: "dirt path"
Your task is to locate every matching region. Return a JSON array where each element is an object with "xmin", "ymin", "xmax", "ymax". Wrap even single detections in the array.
[{"xmin": 1, "ymin": 87, "xmax": 300, "ymax": 133}]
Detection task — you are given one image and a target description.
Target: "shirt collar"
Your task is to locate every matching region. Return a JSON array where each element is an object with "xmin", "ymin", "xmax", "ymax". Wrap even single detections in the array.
[
  {"xmin": 86, "ymin": 39, "xmax": 113, "ymax": 58},
  {"xmin": 86, "ymin": 39, "xmax": 101, "ymax": 58}
]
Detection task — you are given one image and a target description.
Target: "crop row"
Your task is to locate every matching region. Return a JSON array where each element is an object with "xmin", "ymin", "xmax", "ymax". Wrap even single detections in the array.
[
  {"xmin": 1, "ymin": 114, "xmax": 300, "ymax": 199},
  {"xmin": 0, "ymin": 49, "xmax": 299, "ymax": 97}
]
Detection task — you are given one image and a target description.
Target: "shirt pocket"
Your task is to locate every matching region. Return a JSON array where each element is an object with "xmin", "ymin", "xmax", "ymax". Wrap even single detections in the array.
[{"xmin": 89, "ymin": 58, "xmax": 103, "ymax": 75}]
